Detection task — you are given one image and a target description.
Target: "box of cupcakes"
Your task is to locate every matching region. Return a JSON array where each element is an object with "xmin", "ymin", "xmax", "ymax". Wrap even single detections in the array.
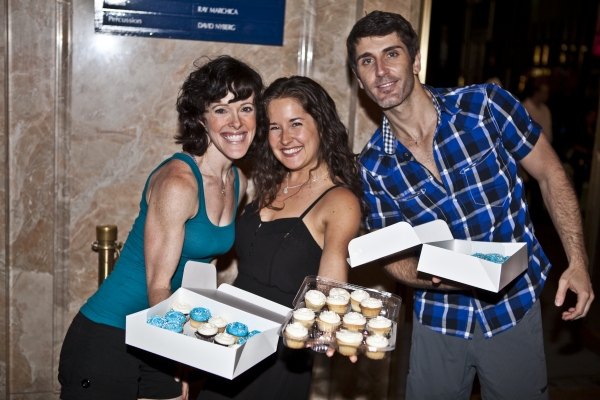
[
  {"xmin": 126, "ymin": 261, "xmax": 291, "ymax": 379},
  {"xmin": 278, "ymin": 276, "xmax": 402, "ymax": 359},
  {"xmin": 347, "ymin": 219, "xmax": 528, "ymax": 292}
]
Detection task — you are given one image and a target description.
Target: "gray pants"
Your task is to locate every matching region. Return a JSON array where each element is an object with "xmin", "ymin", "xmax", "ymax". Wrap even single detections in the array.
[{"xmin": 407, "ymin": 300, "xmax": 548, "ymax": 400}]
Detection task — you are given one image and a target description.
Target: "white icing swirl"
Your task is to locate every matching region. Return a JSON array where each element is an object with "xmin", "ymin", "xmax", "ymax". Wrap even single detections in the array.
[
  {"xmin": 343, "ymin": 312, "xmax": 366, "ymax": 325},
  {"xmin": 171, "ymin": 302, "xmax": 192, "ymax": 314},
  {"xmin": 350, "ymin": 289, "xmax": 370, "ymax": 302},
  {"xmin": 360, "ymin": 297, "xmax": 383, "ymax": 308},
  {"xmin": 293, "ymin": 308, "xmax": 315, "ymax": 321},
  {"xmin": 336, "ymin": 329, "xmax": 363, "ymax": 344},
  {"xmin": 197, "ymin": 322, "xmax": 218, "ymax": 336},
  {"xmin": 208, "ymin": 315, "xmax": 228, "ymax": 328},
  {"xmin": 318, "ymin": 310, "xmax": 341, "ymax": 324},
  {"xmin": 329, "ymin": 287, "xmax": 350, "ymax": 301},
  {"xmin": 215, "ymin": 332, "xmax": 236, "ymax": 346},
  {"xmin": 366, "ymin": 334, "xmax": 389, "ymax": 348},
  {"xmin": 285, "ymin": 322, "xmax": 308, "ymax": 338},
  {"xmin": 367, "ymin": 316, "xmax": 392, "ymax": 329},
  {"xmin": 305, "ymin": 290, "xmax": 326, "ymax": 305},
  {"xmin": 326, "ymin": 295, "xmax": 348, "ymax": 305}
]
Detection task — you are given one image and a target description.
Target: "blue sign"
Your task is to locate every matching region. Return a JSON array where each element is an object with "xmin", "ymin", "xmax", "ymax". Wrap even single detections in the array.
[{"xmin": 95, "ymin": 0, "xmax": 286, "ymax": 46}]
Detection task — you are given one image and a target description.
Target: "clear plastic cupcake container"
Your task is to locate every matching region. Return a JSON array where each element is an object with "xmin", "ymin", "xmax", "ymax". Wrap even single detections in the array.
[{"xmin": 278, "ymin": 276, "xmax": 402, "ymax": 359}]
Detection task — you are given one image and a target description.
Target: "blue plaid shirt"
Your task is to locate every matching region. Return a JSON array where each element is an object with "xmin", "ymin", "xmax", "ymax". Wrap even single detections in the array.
[{"xmin": 359, "ymin": 84, "xmax": 551, "ymax": 339}]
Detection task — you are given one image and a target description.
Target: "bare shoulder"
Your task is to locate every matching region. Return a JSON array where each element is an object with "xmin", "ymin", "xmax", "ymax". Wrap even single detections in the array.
[
  {"xmin": 147, "ymin": 159, "xmax": 198, "ymax": 209},
  {"xmin": 319, "ymin": 187, "xmax": 362, "ymax": 220}
]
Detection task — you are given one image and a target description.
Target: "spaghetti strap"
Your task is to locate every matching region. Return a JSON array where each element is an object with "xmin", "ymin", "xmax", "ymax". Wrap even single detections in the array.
[{"xmin": 299, "ymin": 186, "xmax": 340, "ymax": 220}]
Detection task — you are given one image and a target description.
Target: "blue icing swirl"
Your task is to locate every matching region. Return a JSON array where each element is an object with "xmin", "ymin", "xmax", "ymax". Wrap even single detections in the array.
[
  {"xmin": 238, "ymin": 337, "xmax": 248, "ymax": 345},
  {"xmin": 162, "ymin": 322, "xmax": 183, "ymax": 333},
  {"xmin": 147, "ymin": 315, "xmax": 166, "ymax": 328},
  {"xmin": 190, "ymin": 307, "xmax": 211, "ymax": 322},
  {"xmin": 226, "ymin": 322, "xmax": 248, "ymax": 337},
  {"xmin": 472, "ymin": 253, "xmax": 510, "ymax": 264},
  {"xmin": 247, "ymin": 330, "xmax": 261, "ymax": 338},
  {"xmin": 165, "ymin": 310, "xmax": 186, "ymax": 325}
]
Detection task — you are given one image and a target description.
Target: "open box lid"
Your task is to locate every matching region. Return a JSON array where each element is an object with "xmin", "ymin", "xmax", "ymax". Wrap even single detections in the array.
[
  {"xmin": 181, "ymin": 261, "xmax": 290, "ymax": 323},
  {"xmin": 347, "ymin": 220, "xmax": 453, "ymax": 268}
]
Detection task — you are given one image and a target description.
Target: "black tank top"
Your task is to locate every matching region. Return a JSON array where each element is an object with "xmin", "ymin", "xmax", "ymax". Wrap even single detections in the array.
[{"xmin": 234, "ymin": 186, "xmax": 339, "ymax": 308}]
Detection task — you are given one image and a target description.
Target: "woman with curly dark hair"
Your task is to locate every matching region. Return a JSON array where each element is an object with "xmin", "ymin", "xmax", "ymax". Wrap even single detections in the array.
[
  {"xmin": 59, "ymin": 55, "xmax": 265, "ymax": 400},
  {"xmin": 198, "ymin": 76, "xmax": 363, "ymax": 400}
]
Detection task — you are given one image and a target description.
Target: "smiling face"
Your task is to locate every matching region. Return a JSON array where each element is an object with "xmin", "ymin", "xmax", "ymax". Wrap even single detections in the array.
[
  {"xmin": 203, "ymin": 92, "xmax": 256, "ymax": 160},
  {"xmin": 267, "ymin": 97, "xmax": 321, "ymax": 173},
  {"xmin": 353, "ymin": 33, "xmax": 420, "ymax": 110}
]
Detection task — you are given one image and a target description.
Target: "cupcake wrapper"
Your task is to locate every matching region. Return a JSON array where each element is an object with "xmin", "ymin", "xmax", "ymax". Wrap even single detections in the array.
[
  {"xmin": 367, "ymin": 326, "xmax": 391, "ymax": 336},
  {"xmin": 360, "ymin": 306, "xmax": 382, "ymax": 317},
  {"xmin": 327, "ymin": 303, "xmax": 349, "ymax": 315},
  {"xmin": 366, "ymin": 350, "xmax": 386, "ymax": 360},
  {"xmin": 317, "ymin": 320, "xmax": 340, "ymax": 333},
  {"xmin": 337, "ymin": 342, "xmax": 360, "ymax": 356},
  {"xmin": 283, "ymin": 332, "xmax": 308, "ymax": 349},
  {"xmin": 343, "ymin": 322, "xmax": 366, "ymax": 332}
]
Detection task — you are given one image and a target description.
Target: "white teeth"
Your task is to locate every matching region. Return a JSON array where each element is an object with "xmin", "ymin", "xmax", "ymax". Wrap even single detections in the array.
[
  {"xmin": 224, "ymin": 134, "xmax": 245, "ymax": 142},
  {"xmin": 282, "ymin": 147, "xmax": 301, "ymax": 155}
]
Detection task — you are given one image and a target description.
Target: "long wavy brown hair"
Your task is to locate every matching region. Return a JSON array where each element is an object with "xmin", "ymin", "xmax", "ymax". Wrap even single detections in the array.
[{"xmin": 253, "ymin": 76, "xmax": 365, "ymax": 214}]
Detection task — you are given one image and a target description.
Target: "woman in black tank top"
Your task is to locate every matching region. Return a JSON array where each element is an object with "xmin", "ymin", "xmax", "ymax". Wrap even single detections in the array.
[{"xmin": 198, "ymin": 77, "xmax": 365, "ymax": 400}]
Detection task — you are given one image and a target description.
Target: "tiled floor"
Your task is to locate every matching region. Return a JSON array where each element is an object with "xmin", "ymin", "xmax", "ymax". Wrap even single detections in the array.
[{"xmin": 309, "ymin": 214, "xmax": 600, "ymax": 399}]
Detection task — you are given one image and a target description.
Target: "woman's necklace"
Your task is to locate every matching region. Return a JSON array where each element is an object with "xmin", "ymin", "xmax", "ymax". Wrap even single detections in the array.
[
  {"xmin": 282, "ymin": 170, "xmax": 328, "ymax": 194},
  {"xmin": 192, "ymin": 154, "xmax": 230, "ymax": 196}
]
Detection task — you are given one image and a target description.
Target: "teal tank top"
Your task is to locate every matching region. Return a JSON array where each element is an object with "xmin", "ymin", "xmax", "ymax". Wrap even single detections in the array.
[{"xmin": 81, "ymin": 153, "xmax": 239, "ymax": 329}]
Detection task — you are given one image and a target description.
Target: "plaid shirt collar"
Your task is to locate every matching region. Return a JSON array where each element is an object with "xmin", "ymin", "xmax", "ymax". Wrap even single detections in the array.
[{"xmin": 382, "ymin": 85, "xmax": 461, "ymax": 155}]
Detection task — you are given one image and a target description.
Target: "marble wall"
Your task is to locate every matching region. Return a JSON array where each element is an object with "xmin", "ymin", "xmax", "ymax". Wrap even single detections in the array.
[{"xmin": 0, "ymin": 0, "xmax": 422, "ymax": 398}]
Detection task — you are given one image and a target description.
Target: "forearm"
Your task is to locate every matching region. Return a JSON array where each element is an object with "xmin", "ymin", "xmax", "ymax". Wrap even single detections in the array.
[
  {"xmin": 381, "ymin": 253, "xmax": 464, "ymax": 290},
  {"xmin": 538, "ymin": 166, "xmax": 588, "ymax": 269},
  {"xmin": 148, "ymin": 287, "xmax": 172, "ymax": 307}
]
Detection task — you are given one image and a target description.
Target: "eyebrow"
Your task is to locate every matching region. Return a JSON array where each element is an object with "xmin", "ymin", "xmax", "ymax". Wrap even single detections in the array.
[{"xmin": 356, "ymin": 45, "xmax": 404, "ymax": 63}]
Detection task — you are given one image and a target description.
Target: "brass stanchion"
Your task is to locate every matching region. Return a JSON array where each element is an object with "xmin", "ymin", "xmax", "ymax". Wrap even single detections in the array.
[{"xmin": 91, "ymin": 225, "xmax": 123, "ymax": 287}]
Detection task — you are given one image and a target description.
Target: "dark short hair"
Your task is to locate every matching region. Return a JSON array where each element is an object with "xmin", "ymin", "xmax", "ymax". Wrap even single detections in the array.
[
  {"xmin": 254, "ymin": 76, "xmax": 365, "ymax": 213},
  {"xmin": 175, "ymin": 55, "xmax": 266, "ymax": 156},
  {"xmin": 346, "ymin": 10, "xmax": 419, "ymax": 72}
]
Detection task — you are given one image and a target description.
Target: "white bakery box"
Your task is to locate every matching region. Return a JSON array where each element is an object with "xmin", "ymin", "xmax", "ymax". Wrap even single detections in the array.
[
  {"xmin": 126, "ymin": 261, "xmax": 291, "ymax": 379},
  {"xmin": 347, "ymin": 220, "xmax": 528, "ymax": 292}
]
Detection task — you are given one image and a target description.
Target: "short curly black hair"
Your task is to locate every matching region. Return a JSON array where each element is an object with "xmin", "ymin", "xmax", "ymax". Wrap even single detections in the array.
[
  {"xmin": 175, "ymin": 55, "xmax": 266, "ymax": 157},
  {"xmin": 346, "ymin": 11, "xmax": 419, "ymax": 72}
]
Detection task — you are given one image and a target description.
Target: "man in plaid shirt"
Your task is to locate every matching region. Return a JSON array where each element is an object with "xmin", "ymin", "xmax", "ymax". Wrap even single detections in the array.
[{"xmin": 347, "ymin": 11, "xmax": 594, "ymax": 399}]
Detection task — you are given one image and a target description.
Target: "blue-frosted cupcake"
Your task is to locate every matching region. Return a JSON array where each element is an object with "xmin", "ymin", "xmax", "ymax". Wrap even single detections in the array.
[
  {"xmin": 162, "ymin": 322, "xmax": 183, "ymax": 334},
  {"xmin": 165, "ymin": 310, "xmax": 187, "ymax": 326},
  {"xmin": 226, "ymin": 322, "xmax": 248, "ymax": 339},
  {"xmin": 190, "ymin": 307, "xmax": 211, "ymax": 328},
  {"xmin": 147, "ymin": 315, "xmax": 166, "ymax": 328}
]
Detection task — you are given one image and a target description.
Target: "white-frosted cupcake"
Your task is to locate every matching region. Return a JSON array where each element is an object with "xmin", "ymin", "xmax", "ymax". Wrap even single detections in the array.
[
  {"xmin": 360, "ymin": 297, "xmax": 383, "ymax": 317},
  {"xmin": 293, "ymin": 308, "xmax": 316, "ymax": 329},
  {"xmin": 342, "ymin": 312, "xmax": 367, "ymax": 331},
  {"xmin": 365, "ymin": 334, "xmax": 389, "ymax": 359},
  {"xmin": 317, "ymin": 310, "xmax": 341, "ymax": 332},
  {"xmin": 366, "ymin": 316, "xmax": 392, "ymax": 336},
  {"xmin": 196, "ymin": 322, "xmax": 218, "ymax": 342},
  {"xmin": 208, "ymin": 315, "xmax": 228, "ymax": 333},
  {"xmin": 283, "ymin": 322, "xmax": 309, "ymax": 349},
  {"xmin": 329, "ymin": 287, "xmax": 351, "ymax": 302},
  {"xmin": 214, "ymin": 332, "xmax": 236, "ymax": 347},
  {"xmin": 336, "ymin": 329, "xmax": 364, "ymax": 356},
  {"xmin": 326, "ymin": 295, "xmax": 349, "ymax": 315},
  {"xmin": 171, "ymin": 302, "xmax": 192, "ymax": 316},
  {"xmin": 305, "ymin": 290, "xmax": 326, "ymax": 311},
  {"xmin": 350, "ymin": 289, "xmax": 370, "ymax": 312}
]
